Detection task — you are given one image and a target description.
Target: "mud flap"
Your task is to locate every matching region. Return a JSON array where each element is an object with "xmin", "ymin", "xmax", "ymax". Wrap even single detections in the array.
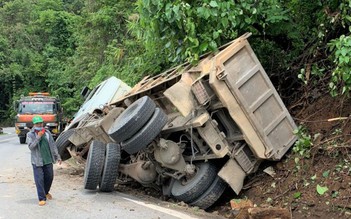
[
  {"xmin": 164, "ymin": 78, "xmax": 196, "ymax": 117},
  {"xmin": 218, "ymin": 159, "xmax": 246, "ymax": 195}
]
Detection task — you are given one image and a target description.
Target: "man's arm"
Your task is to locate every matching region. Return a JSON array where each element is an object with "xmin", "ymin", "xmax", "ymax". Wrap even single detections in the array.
[{"xmin": 27, "ymin": 131, "xmax": 40, "ymax": 150}]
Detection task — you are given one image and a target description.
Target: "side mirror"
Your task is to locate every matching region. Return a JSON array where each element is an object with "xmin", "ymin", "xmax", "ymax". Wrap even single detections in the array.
[{"xmin": 80, "ymin": 86, "xmax": 90, "ymax": 100}]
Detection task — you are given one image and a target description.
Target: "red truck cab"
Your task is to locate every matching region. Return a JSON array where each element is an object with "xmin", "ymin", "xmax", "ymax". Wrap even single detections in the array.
[{"xmin": 14, "ymin": 92, "xmax": 64, "ymax": 144}]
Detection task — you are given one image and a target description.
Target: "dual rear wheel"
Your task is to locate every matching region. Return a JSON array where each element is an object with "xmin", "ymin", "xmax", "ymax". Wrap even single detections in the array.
[
  {"xmin": 171, "ymin": 162, "xmax": 227, "ymax": 209},
  {"xmin": 83, "ymin": 140, "xmax": 121, "ymax": 192},
  {"xmin": 108, "ymin": 96, "xmax": 168, "ymax": 155},
  {"xmin": 85, "ymin": 96, "xmax": 167, "ymax": 192}
]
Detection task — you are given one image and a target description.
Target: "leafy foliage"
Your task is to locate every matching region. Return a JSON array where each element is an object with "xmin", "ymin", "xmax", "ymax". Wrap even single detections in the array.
[
  {"xmin": 329, "ymin": 34, "xmax": 351, "ymax": 96},
  {"xmin": 293, "ymin": 126, "xmax": 313, "ymax": 158},
  {"xmin": 137, "ymin": 0, "xmax": 289, "ymax": 64}
]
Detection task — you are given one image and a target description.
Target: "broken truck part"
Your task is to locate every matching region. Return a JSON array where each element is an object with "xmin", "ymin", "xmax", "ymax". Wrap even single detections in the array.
[{"xmin": 57, "ymin": 33, "xmax": 297, "ymax": 209}]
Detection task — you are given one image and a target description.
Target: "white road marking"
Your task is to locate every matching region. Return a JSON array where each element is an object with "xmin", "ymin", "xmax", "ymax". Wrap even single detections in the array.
[
  {"xmin": 123, "ymin": 197, "xmax": 199, "ymax": 219},
  {"xmin": 0, "ymin": 137, "xmax": 18, "ymax": 143}
]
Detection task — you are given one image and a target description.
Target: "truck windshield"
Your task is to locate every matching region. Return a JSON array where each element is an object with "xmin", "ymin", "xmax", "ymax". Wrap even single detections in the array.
[{"xmin": 19, "ymin": 102, "xmax": 56, "ymax": 114}]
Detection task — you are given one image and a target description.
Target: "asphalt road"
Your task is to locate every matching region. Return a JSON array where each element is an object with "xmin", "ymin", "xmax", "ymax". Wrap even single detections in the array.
[{"xmin": 0, "ymin": 127, "xmax": 224, "ymax": 219}]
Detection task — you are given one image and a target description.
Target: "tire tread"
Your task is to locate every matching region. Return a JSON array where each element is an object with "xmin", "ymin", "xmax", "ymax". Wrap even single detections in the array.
[
  {"xmin": 56, "ymin": 129, "xmax": 75, "ymax": 161},
  {"xmin": 108, "ymin": 96, "xmax": 155, "ymax": 143},
  {"xmin": 122, "ymin": 108, "xmax": 167, "ymax": 155},
  {"xmin": 84, "ymin": 140, "xmax": 106, "ymax": 190},
  {"xmin": 99, "ymin": 143, "xmax": 121, "ymax": 192}
]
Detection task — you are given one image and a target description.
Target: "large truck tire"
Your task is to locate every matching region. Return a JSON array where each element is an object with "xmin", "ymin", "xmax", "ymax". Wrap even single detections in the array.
[
  {"xmin": 19, "ymin": 136, "xmax": 26, "ymax": 144},
  {"xmin": 99, "ymin": 143, "xmax": 121, "ymax": 192},
  {"xmin": 171, "ymin": 162, "xmax": 217, "ymax": 203},
  {"xmin": 189, "ymin": 176, "xmax": 227, "ymax": 209},
  {"xmin": 56, "ymin": 129, "xmax": 75, "ymax": 161},
  {"xmin": 121, "ymin": 108, "xmax": 167, "ymax": 155},
  {"xmin": 108, "ymin": 96, "xmax": 156, "ymax": 143},
  {"xmin": 84, "ymin": 140, "xmax": 106, "ymax": 190}
]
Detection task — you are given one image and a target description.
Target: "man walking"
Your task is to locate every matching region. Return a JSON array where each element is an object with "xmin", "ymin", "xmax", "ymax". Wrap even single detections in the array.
[{"xmin": 27, "ymin": 115, "xmax": 62, "ymax": 206}]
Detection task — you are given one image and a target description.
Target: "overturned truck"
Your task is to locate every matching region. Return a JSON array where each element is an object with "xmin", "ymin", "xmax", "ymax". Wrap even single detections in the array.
[{"xmin": 57, "ymin": 33, "xmax": 297, "ymax": 209}]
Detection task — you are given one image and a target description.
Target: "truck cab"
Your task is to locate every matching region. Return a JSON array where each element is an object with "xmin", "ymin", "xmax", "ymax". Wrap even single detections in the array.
[
  {"xmin": 14, "ymin": 92, "xmax": 64, "ymax": 144},
  {"xmin": 64, "ymin": 76, "xmax": 131, "ymax": 131}
]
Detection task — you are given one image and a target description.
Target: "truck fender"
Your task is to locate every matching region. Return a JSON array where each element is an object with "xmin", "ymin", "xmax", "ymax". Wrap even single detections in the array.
[{"xmin": 218, "ymin": 159, "xmax": 246, "ymax": 195}]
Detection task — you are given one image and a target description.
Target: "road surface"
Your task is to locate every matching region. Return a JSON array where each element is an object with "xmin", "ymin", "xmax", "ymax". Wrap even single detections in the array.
[{"xmin": 0, "ymin": 127, "xmax": 224, "ymax": 219}]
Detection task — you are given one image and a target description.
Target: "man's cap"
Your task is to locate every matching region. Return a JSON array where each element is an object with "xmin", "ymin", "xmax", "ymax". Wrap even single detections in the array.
[{"xmin": 32, "ymin": 116, "xmax": 44, "ymax": 124}]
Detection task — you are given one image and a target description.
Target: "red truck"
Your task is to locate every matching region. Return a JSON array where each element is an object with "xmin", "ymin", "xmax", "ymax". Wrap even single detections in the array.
[{"xmin": 14, "ymin": 92, "xmax": 64, "ymax": 144}]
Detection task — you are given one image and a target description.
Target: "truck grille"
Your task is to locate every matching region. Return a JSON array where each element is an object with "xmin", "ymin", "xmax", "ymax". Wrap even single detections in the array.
[
  {"xmin": 192, "ymin": 80, "xmax": 210, "ymax": 105},
  {"xmin": 233, "ymin": 143, "xmax": 257, "ymax": 173}
]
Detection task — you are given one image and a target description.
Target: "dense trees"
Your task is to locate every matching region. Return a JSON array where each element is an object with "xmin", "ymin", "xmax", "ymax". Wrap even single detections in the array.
[{"xmin": 0, "ymin": 0, "xmax": 350, "ymax": 124}]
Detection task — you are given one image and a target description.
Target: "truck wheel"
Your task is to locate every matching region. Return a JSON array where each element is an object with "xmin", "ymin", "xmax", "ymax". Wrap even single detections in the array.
[
  {"xmin": 56, "ymin": 129, "xmax": 75, "ymax": 161},
  {"xmin": 19, "ymin": 136, "xmax": 26, "ymax": 144},
  {"xmin": 171, "ymin": 162, "xmax": 217, "ymax": 203},
  {"xmin": 189, "ymin": 176, "xmax": 227, "ymax": 209},
  {"xmin": 108, "ymin": 96, "xmax": 156, "ymax": 143},
  {"xmin": 99, "ymin": 143, "xmax": 121, "ymax": 192},
  {"xmin": 121, "ymin": 107, "xmax": 167, "ymax": 155},
  {"xmin": 84, "ymin": 140, "xmax": 106, "ymax": 190}
]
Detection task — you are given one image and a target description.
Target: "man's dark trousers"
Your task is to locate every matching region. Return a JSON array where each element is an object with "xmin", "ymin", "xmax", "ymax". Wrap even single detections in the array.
[{"xmin": 32, "ymin": 163, "xmax": 53, "ymax": 201}]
